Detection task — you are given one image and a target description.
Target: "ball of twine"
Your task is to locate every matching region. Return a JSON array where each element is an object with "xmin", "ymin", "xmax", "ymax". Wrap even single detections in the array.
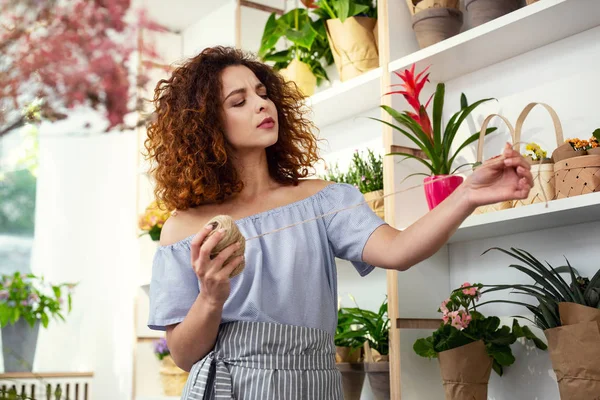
[{"xmin": 203, "ymin": 215, "xmax": 246, "ymax": 278}]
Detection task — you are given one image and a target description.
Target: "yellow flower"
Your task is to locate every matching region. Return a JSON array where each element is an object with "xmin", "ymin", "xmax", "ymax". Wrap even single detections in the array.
[{"xmin": 138, "ymin": 201, "xmax": 172, "ymax": 232}]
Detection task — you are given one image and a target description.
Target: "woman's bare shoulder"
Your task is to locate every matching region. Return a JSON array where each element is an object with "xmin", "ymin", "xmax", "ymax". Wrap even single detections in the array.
[{"xmin": 159, "ymin": 207, "xmax": 215, "ymax": 246}]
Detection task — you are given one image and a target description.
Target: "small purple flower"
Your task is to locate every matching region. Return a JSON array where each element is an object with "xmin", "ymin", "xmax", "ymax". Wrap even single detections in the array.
[
  {"xmin": 153, "ymin": 338, "xmax": 169, "ymax": 356},
  {"xmin": 21, "ymin": 300, "xmax": 29, "ymax": 306},
  {"xmin": 361, "ymin": 175, "xmax": 366, "ymax": 181},
  {"xmin": 28, "ymin": 293, "xmax": 40, "ymax": 303},
  {"xmin": 0, "ymin": 290, "xmax": 9, "ymax": 301}
]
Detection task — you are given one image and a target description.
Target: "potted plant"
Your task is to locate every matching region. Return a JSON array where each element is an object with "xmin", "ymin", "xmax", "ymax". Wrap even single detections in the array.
[
  {"xmin": 464, "ymin": 0, "xmax": 520, "ymax": 28},
  {"xmin": 138, "ymin": 200, "xmax": 171, "ymax": 241},
  {"xmin": 322, "ymin": 148, "xmax": 384, "ymax": 218},
  {"xmin": 340, "ymin": 297, "xmax": 390, "ymax": 400},
  {"xmin": 413, "ymin": 281, "xmax": 546, "ymax": 400},
  {"xmin": 476, "ymin": 247, "xmax": 600, "ymax": 399},
  {"xmin": 513, "ymin": 141, "xmax": 554, "ymax": 208},
  {"xmin": 334, "ymin": 307, "xmax": 369, "ymax": 400},
  {"xmin": 405, "ymin": 0, "xmax": 463, "ymax": 49},
  {"xmin": 589, "ymin": 129, "xmax": 600, "ymax": 155},
  {"xmin": 258, "ymin": 7, "xmax": 332, "ymax": 96},
  {"xmin": 306, "ymin": 0, "xmax": 379, "ymax": 82},
  {"xmin": 371, "ymin": 64, "xmax": 496, "ymax": 210},
  {"xmin": 153, "ymin": 337, "xmax": 189, "ymax": 396},
  {"xmin": 0, "ymin": 272, "xmax": 76, "ymax": 372}
]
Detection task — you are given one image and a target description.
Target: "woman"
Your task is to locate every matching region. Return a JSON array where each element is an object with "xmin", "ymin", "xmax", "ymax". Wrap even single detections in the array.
[{"xmin": 145, "ymin": 46, "xmax": 532, "ymax": 400}]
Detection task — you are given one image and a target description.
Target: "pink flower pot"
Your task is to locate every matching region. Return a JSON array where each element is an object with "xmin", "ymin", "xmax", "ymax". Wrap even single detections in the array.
[{"xmin": 423, "ymin": 175, "xmax": 464, "ymax": 210}]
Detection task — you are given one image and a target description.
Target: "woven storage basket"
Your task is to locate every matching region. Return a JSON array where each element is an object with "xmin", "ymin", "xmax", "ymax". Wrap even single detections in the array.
[
  {"xmin": 472, "ymin": 114, "xmax": 516, "ymax": 215},
  {"xmin": 513, "ymin": 102, "xmax": 564, "ymax": 207},
  {"xmin": 554, "ymin": 155, "xmax": 600, "ymax": 199},
  {"xmin": 160, "ymin": 356, "xmax": 189, "ymax": 396}
]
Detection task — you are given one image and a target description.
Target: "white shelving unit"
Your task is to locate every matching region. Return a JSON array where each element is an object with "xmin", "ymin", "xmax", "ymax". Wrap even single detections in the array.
[
  {"xmin": 306, "ymin": 0, "xmax": 600, "ymax": 129},
  {"xmin": 308, "ymin": 67, "xmax": 383, "ymax": 129},
  {"xmin": 451, "ymin": 192, "xmax": 600, "ymax": 243},
  {"xmin": 388, "ymin": 0, "xmax": 600, "ymax": 82}
]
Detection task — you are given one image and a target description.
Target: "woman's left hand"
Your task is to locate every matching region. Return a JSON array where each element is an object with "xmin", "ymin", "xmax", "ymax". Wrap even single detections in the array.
[{"xmin": 464, "ymin": 142, "xmax": 534, "ymax": 208}]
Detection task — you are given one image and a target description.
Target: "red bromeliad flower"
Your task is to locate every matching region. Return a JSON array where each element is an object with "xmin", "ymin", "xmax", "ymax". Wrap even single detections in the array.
[
  {"xmin": 385, "ymin": 64, "xmax": 433, "ymax": 140},
  {"xmin": 301, "ymin": 0, "xmax": 319, "ymax": 8}
]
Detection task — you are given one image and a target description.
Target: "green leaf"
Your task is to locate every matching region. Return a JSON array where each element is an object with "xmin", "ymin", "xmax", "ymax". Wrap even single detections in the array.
[
  {"xmin": 369, "ymin": 115, "xmax": 435, "ymax": 161},
  {"xmin": 487, "ymin": 343, "xmax": 515, "ymax": 366},
  {"xmin": 492, "ymin": 360, "xmax": 503, "ymax": 376},
  {"xmin": 447, "ymin": 127, "xmax": 497, "ymax": 169},
  {"xmin": 41, "ymin": 313, "xmax": 49, "ymax": 328},
  {"xmin": 259, "ymin": 13, "xmax": 282, "ymax": 57},
  {"xmin": 413, "ymin": 337, "xmax": 437, "ymax": 358},
  {"xmin": 593, "ymin": 128, "xmax": 600, "ymax": 141},
  {"xmin": 460, "ymin": 93, "xmax": 468, "ymax": 109},
  {"xmin": 263, "ymin": 49, "xmax": 292, "ymax": 63},
  {"xmin": 336, "ymin": 0, "xmax": 350, "ymax": 22},
  {"xmin": 385, "ymin": 152, "xmax": 435, "ymax": 175},
  {"xmin": 444, "ymin": 97, "xmax": 496, "ymax": 163},
  {"xmin": 286, "ymin": 22, "xmax": 317, "ymax": 50},
  {"xmin": 432, "ymin": 83, "xmax": 444, "ymax": 153}
]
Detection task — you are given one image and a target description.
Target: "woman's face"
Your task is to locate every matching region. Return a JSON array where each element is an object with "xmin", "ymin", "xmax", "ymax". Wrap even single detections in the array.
[{"xmin": 220, "ymin": 65, "xmax": 279, "ymax": 151}]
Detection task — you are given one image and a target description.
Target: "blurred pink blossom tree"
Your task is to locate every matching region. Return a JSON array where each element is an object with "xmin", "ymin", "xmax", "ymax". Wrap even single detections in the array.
[{"xmin": 0, "ymin": 0, "xmax": 165, "ymax": 138}]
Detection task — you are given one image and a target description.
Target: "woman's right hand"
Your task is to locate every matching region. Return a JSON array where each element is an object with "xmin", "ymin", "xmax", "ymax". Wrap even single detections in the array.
[{"xmin": 190, "ymin": 224, "xmax": 244, "ymax": 307}]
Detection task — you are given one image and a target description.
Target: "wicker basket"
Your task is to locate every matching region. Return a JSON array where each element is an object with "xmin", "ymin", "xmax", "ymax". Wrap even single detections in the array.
[
  {"xmin": 513, "ymin": 102, "xmax": 564, "ymax": 207},
  {"xmin": 554, "ymin": 155, "xmax": 600, "ymax": 199},
  {"xmin": 159, "ymin": 356, "xmax": 189, "ymax": 396},
  {"xmin": 472, "ymin": 114, "xmax": 516, "ymax": 215}
]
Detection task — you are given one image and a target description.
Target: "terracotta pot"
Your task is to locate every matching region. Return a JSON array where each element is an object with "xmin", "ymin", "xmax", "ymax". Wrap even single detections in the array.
[
  {"xmin": 408, "ymin": 0, "xmax": 460, "ymax": 15},
  {"xmin": 464, "ymin": 0, "xmax": 520, "ymax": 27},
  {"xmin": 336, "ymin": 362, "xmax": 366, "ymax": 400},
  {"xmin": 412, "ymin": 7, "xmax": 463, "ymax": 49},
  {"xmin": 587, "ymin": 147, "xmax": 600, "ymax": 155},
  {"xmin": 365, "ymin": 361, "xmax": 390, "ymax": 400},
  {"xmin": 423, "ymin": 175, "xmax": 463, "ymax": 210}
]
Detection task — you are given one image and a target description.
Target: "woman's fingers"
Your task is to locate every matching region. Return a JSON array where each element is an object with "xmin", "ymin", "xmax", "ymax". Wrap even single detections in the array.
[
  {"xmin": 218, "ymin": 254, "xmax": 245, "ymax": 279},
  {"xmin": 190, "ymin": 223, "xmax": 216, "ymax": 264},
  {"xmin": 212, "ymin": 241, "xmax": 242, "ymax": 267}
]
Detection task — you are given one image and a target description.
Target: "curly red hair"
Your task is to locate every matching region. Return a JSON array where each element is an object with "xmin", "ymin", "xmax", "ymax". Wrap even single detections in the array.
[{"xmin": 144, "ymin": 46, "xmax": 322, "ymax": 211}]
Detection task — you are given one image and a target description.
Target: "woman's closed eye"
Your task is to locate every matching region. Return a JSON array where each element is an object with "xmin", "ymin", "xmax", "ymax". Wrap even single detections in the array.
[{"xmin": 233, "ymin": 99, "xmax": 245, "ymax": 107}]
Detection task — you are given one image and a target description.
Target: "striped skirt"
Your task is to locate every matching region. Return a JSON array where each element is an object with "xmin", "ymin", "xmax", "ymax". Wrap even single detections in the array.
[{"xmin": 180, "ymin": 321, "xmax": 343, "ymax": 400}]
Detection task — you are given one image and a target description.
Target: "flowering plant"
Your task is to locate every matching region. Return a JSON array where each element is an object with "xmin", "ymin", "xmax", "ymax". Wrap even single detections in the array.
[
  {"xmin": 413, "ymin": 282, "xmax": 547, "ymax": 375},
  {"xmin": 322, "ymin": 148, "xmax": 383, "ymax": 194},
  {"xmin": 138, "ymin": 201, "xmax": 171, "ymax": 241},
  {"xmin": 0, "ymin": 272, "xmax": 76, "ymax": 329},
  {"xmin": 153, "ymin": 337, "xmax": 170, "ymax": 361},
  {"xmin": 523, "ymin": 142, "xmax": 548, "ymax": 161},
  {"xmin": 371, "ymin": 64, "xmax": 497, "ymax": 176}
]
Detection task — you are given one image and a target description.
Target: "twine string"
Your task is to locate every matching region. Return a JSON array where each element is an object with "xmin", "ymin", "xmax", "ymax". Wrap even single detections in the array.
[{"xmin": 244, "ymin": 142, "xmax": 549, "ymax": 242}]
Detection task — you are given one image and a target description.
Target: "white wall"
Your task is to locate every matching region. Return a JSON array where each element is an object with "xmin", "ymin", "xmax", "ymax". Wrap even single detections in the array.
[
  {"xmin": 0, "ymin": 109, "xmax": 141, "ymax": 400},
  {"xmin": 182, "ymin": 1, "xmax": 237, "ymax": 57},
  {"xmin": 393, "ymin": 25, "xmax": 600, "ymax": 400}
]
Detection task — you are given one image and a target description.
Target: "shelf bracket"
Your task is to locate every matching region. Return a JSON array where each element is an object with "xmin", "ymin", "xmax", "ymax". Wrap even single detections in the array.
[
  {"xmin": 390, "ymin": 145, "xmax": 428, "ymax": 160},
  {"xmin": 240, "ymin": 0, "xmax": 284, "ymax": 15}
]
